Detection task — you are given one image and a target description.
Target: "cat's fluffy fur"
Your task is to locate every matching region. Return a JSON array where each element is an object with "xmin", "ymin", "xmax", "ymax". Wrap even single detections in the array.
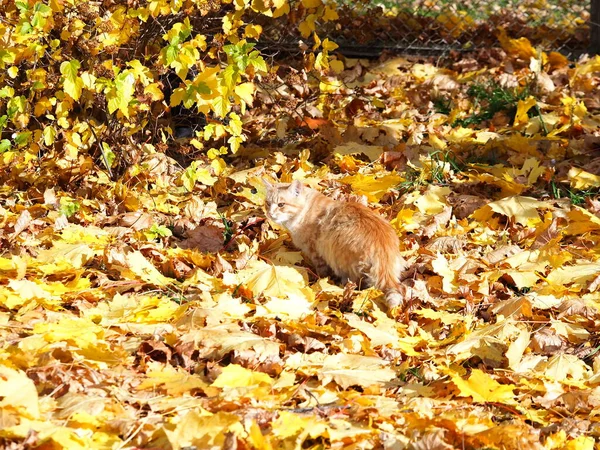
[{"xmin": 263, "ymin": 179, "xmax": 406, "ymax": 309}]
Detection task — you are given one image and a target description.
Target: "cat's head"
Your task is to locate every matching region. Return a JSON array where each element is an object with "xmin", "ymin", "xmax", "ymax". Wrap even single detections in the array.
[{"xmin": 262, "ymin": 179, "xmax": 306, "ymax": 227}]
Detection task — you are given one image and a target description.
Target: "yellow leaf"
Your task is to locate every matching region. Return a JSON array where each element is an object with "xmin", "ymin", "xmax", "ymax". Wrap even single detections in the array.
[
  {"xmin": 504, "ymin": 270, "xmax": 539, "ymax": 289},
  {"xmin": 428, "ymin": 133, "xmax": 447, "ymax": 150},
  {"xmin": 431, "ymin": 252, "xmax": 456, "ymax": 293},
  {"xmin": 125, "ymin": 250, "xmax": 175, "ymax": 286},
  {"xmin": 546, "ymin": 262, "xmax": 600, "ymax": 288},
  {"xmin": 42, "ymin": 125, "xmax": 56, "ymax": 145},
  {"xmin": 84, "ymin": 293, "xmax": 181, "ymax": 325},
  {"xmin": 34, "ymin": 97, "xmax": 53, "ymax": 116},
  {"xmin": 302, "ymin": 0, "xmax": 321, "ymax": 7},
  {"xmin": 447, "ymin": 321, "xmax": 516, "ymax": 365},
  {"xmin": 271, "ymin": 411, "xmax": 327, "ymax": 439},
  {"xmin": 320, "ymin": 354, "xmax": 395, "ymax": 388},
  {"xmin": 541, "ymin": 354, "xmax": 591, "ymax": 382},
  {"xmin": 450, "ymin": 369, "xmax": 516, "ymax": 403},
  {"xmin": 36, "ymin": 242, "xmax": 96, "ymax": 268},
  {"xmin": 566, "ymin": 206, "xmax": 600, "ymax": 235},
  {"xmin": 498, "ymin": 28, "xmax": 537, "ymax": 59},
  {"xmin": 322, "ymin": 5, "xmax": 339, "ymax": 21},
  {"xmin": 412, "ymin": 185, "xmax": 451, "ymax": 215},
  {"xmin": 256, "ymin": 295, "xmax": 313, "ymax": 319},
  {"xmin": 568, "ymin": 167, "xmax": 600, "ymax": 190},
  {"xmin": 211, "ymin": 364, "xmax": 273, "ymax": 388},
  {"xmin": 551, "ymin": 320, "xmax": 590, "ymax": 344},
  {"xmin": 506, "ymin": 328, "xmax": 530, "ymax": 370},
  {"xmin": 330, "ymin": 59, "xmax": 344, "ymax": 73},
  {"xmin": 33, "ymin": 316, "xmax": 103, "ymax": 348},
  {"xmin": 60, "ymin": 60, "xmax": 84, "ymax": 101},
  {"xmin": 138, "ymin": 362, "xmax": 211, "ymax": 395},
  {"xmin": 0, "ymin": 366, "xmax": 40, "ymax": 419},
  {"xmin": 144, "ymin": 83, "xmax": 164, "ymax": 101},
  {"xmin": 411, "ymin": 63, "xmax": 438, "ymax": 80},
  {"xmin": 340, "ymin": 173, "xmax": 402, "ymax": 202},
  {"xmin": 322, "ymin": 38, "xmax": 338, "ymax": 52},
  {"xmin": 246, "ymin": 420, "xmax": 273, "ymax": 450},
  {"xmin": 39, "ymin": 428, "xmax": 89, "ymax": 450},
  {"xmin": 481, "ymin": 196, "xmax": 551, "ymax": 227},
  {"xmin": 345, "ymin": 313, "xmax": 421, "ymax": 355},
  {"xmin": 231, "ymin": 260, "xmax": 312, "ymax": 299},
  {"xmin": 333, "ymin": 142, "xmax": 383, "ymax": 162},
  {"xmin": 234, "ymin": 82, "xmax": 255, "ymax": 105},
  {"xmin": 514, "ymin": 96, "xmax": 537, "ymax": 128},
  {"xmin": 244, "ymin": 24, "xmax": 262, "ymax": 39},
  {"xmin": 298, "ymin": 14, "xmax": 316, "ymax": 38},
  {"xmin": 165, "ymin": 411, "xmax": 244, "ymax": 450},
  {"xmin": 574, "ymin": 54, "xmax": 600, "ymax": 76},
  {"xmin": 7, "ymin": 279, "xmax": 56, "ymax": 307},
  {"xmin": 81, "ymin": 71, "xmax": 96, "ymax": 90},
  {"xmin": 319, "ymin": 77, "xmax": 342, "ymax": 93},
  {"xmin": 565, "ymin": 436, "xmax": 595, "ymax": 450}
]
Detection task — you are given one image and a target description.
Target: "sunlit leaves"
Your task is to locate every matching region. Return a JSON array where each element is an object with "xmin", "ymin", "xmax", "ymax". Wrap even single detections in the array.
[
  {"xmin": 449, "ymin": 368, "xmax": 516, "ymax": 403},
  {"xmin": 105, "ymin": 70, "xmax": 136, "ymax": 117},
  {"xmin": 0, "ymin": 366, "xmax": 40, "ymax": 419},
  {"xmin": 60, "ymin": 59, "xmax": 83, "ymax": 101},
  {"xmin": 182, "ymin": 160, "xmax": 218, "ymax": 191},
  {"xmin": 2, "ymin": 1, "xmax": 600, "ymax": 448}
]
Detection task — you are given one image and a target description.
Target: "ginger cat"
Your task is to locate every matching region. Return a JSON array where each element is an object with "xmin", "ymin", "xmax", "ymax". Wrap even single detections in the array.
[{"xmin": 263, "ymin": 179, "xmax": 406, "ymax": 309}]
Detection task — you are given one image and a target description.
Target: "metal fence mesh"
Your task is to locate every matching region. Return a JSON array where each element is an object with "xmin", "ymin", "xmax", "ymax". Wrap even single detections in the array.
[{"xmin": 254, "ymin": 0, "xmax": 591, "ymax": 58}]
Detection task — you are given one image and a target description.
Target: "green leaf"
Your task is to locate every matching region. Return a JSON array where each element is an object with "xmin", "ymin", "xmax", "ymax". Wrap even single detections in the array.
[
  {"xmin": 0, "ymin": 139, "xmax": 11, "ymax": 153},
  {"xmin": 165, "ymin": 45, "xmax": 178, "ymax": 66},
  {"xmin": 221, "ymin": 64, "xmax": 239, "ymax": 93},
  {"xmin": 60, "ymin": 198, "xmax": 81, "ymax": 218},
  {"xmin": 34, "ymin": 2, "xmax": 52, "ymax": 14},
  {"xmin": 18, "ymin": 22, "xmax": 33, "ymax": 35},
  {"xmin": 249, "ymin": 52, "xmax": 267, "ymax": 73},
  {"xmin": 7, "ymin": 96, "xmax": 26, "ymax": 119},
  {"xmin": 101, "ymin": 142, "xmax": 116, "ymax": 169},
  {"xmin": 145, "ymin": 224, "xmax": 173, "ymax": 240},
  {"xmin": 193, "ymin": 81, "xmax": 211, "ymax": 95},
  {"xmin": 107, "ymin": 71, "xmax": 136, "ymax": 117},
  {"xmin": 15, "ymin": 2, "xmax": 29, "ymax": 12},
  {"xmin": 14, "ymin": 131, "xmax": 32, "ymax": 147},
  {"xmin": 0, "ymin": 87, "xmax": 13, "ymax": 98}
]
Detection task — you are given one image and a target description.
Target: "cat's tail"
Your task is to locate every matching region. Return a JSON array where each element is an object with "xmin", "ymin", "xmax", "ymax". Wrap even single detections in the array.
[{"xmin": 372, "ymin": 252, "xmax": 407, "ymax": 309}]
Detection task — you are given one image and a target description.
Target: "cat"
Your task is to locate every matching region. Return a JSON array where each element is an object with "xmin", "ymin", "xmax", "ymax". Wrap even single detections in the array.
[{"xmin": 263, "ymin": 179, "xmax": 407, "ymax": 309}]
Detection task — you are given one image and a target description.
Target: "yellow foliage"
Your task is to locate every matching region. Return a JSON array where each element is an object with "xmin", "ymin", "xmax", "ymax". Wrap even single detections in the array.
[{"xmin": 1, "ymin": 2, "xmax": 599, "ymax": 448}]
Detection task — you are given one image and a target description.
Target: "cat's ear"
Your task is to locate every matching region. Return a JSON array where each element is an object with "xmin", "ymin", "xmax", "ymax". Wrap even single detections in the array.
[
  {"xmin": 289, "ymin": 180, "xmax": 303, "ymax": 197},
  {"xmin": 261, "ymin": 177, "xmax": 274, "ymax": 191}
]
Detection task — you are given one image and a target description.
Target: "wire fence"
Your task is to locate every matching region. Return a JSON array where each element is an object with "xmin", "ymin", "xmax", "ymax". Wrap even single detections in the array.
[{"xmin": 254, "ymin": 0, "xmax": 593, "ymax": 59}]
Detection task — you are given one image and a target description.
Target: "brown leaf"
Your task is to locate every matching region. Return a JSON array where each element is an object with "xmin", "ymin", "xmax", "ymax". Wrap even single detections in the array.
[
  {"xmin": 138, "ymin": 339, "xmax": 173, "ymax": 364},
  {"xmin": 421, "ymin": 205, "xmax": 452, "ymax": 238},
  {"xmin": 119, "ymin": 211, "xmax": 154, "ymax": 230},
  {"xmin": 448, "ymin": 194, "xmax": 488, "ymax": 219},
  {"xmin": 530, "ymin": 328, "xmax": 564, "ymax": 354},
  {"xmin": 179, "ymin": 224, "xmax": 224, "ymax": 252},
  {"xmin": 11, "ymin": 209, "xmax": 32, "ymax": 239}
]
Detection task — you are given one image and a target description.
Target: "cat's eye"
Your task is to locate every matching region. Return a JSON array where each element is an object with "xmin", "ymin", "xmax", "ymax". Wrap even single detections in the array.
[{"xmin": 277, "ymin": 202, "xmax": 284, "ymax": 207}]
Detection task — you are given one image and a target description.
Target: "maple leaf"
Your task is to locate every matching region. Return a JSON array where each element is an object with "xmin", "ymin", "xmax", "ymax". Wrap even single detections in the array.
[
  {"xmin": 449, "ymin": 368, "xmax": 516, "ymax": 403},
  {"xmin": 2, "ymin": 1, "xmax": 600, "ymax": 448},
  {"xmin": 320, "ymin": 354, "xmax": 396, "ymax": 389}
]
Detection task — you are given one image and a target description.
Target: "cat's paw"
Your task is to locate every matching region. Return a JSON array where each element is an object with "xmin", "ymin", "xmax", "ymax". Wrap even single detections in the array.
[{"xmin": 385, "ymin": 292, "xmax": 405, "ymax": 309}]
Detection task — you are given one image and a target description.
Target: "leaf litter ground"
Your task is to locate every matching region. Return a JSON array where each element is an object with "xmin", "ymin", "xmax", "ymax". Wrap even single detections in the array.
[{"xmin": 2, "ymin": 45, "xmax": 600, "ymax": 449}]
